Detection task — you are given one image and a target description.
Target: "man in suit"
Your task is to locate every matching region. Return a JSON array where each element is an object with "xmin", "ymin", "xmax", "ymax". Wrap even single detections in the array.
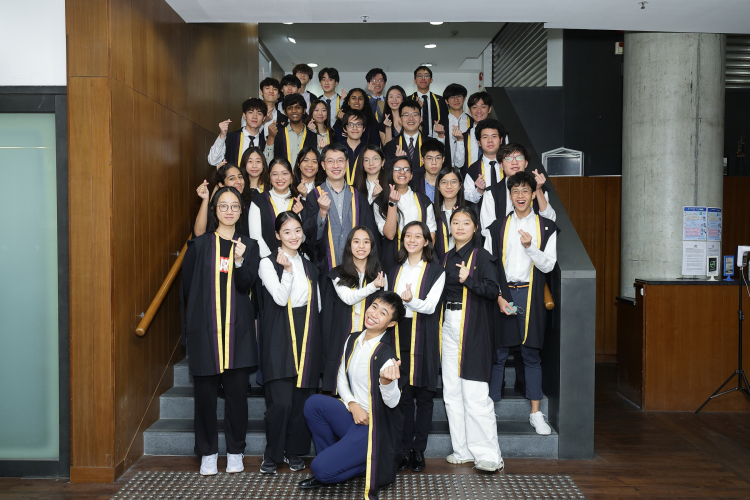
[{"xmin": 410, "ymin": 66, "xmax": 448, "ymax": 140}]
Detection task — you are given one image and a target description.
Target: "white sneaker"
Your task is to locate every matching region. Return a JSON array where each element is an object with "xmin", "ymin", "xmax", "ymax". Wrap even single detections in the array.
[
  {"xmin": 529, "ymin": 411, "xmax": 552, "ymax": 435},
  {"xmin": 446, "ymin": 453, "xmax": 474, "ymax": 464},
  {"xmin": 200, "ymin": 453, "xmax": 218, "ymax": 476},
  {"xmin": 226, "ymin": 453, "xmax": 244, "ymax": 473},
  {"xmin": 475, "ymin": 459, "xmax": 504, "ymax": 472}
]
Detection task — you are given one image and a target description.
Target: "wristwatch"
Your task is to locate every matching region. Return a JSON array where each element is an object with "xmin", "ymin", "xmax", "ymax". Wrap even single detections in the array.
[{"xmin": 388, "ymin": 201, "xmax": 396, "ymax": 207}]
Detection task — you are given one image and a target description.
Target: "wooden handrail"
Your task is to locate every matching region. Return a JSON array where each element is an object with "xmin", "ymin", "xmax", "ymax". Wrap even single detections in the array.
[{"xmin": 136, "ymin": 238, "xmax": 189, "ymax": 336}]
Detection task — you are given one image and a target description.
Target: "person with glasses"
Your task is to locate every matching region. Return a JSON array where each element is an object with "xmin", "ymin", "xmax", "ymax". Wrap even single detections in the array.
[
  {"xmin": 193, "ymin": 163, "xmax": 249, "ymax": 238},
  {"xmin": 333, "ymin": 88, "xmax": 381, "ymax": 147},
  {"xmin": 485, "ymin": 171, "xmax": 558, "ymax": 436},
  {"xmin": 410, "ymin": 66, "xmax": 448, "ymax": 140},
  {"xmin": 248, "ymin": 158, "xmax": 305, "ymax": 258},
  {"xmin": 181, "ymin": 185, "xmax": 260, "ymax": 476},
  {"xmin": 383, "ymin": 99, "xmax": 438, "ymax": 189},
  {"xmin": 365, "ymin": 68, "xmax": 387, "ymax": 122},
  {"xmin": 374, "ymin": 157, "xmax": 436, "ymax": 272},
  {"xmin": 339, "ymin": 110, "xmax": 368, "ymax": 186},
  {"xmin": 265, "ymin": 94, "xmax": 318, "ymax": 166},
  {"xmin": 208, "ymin": 98, "xmax": 268, "ymax": 168},
  {"xmin": 303, "ymin": 143, "xmax": 379, "ymax": 275},
  {"xmin": 354, "ymin": 145, "xmax": 388, "ymax": 205},
  {"xmin": 463, "ymin": 119, "xmax": 508, "ymax": 206},
  {"xmin": 413, "ymin": 138, "xmax": 445, "ymax": 202},
  {"xmin": 257, "ymin": 211, "xmax": 323, "ymax": 475},
  {"xmin": 293, "ymin": 64, "xmax": 318, "ymax": 112},
  {"xmin": 479, "ymin": 143, "xmax": 556, "ymax": 240},
  {"xmin": 432, "ymin": 166, "xmax": 475, "ymax": 261},
  {"xmin": 379, "ymin": 85, "xmax": 407, "ymax": 145}
]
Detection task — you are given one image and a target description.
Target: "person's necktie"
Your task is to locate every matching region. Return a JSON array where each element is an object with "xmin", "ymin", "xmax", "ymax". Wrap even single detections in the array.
[
  {"xmin": 325, "ymin": 99, "xmax": 332, "ymax": 117},
  {"xmin": 489, "ymin": 160, "xmax": 497, "ymax": 185},
  {"xmin": 248, "ymin": 135, "xmax": 255, "ymax": 147},
  {"xmin": 421, "ymin": 95, "xmax": 429, "ymax": 135},
  {"xmin": 408, "ymin": 137, "xmax": 415, "ymax": 163}
]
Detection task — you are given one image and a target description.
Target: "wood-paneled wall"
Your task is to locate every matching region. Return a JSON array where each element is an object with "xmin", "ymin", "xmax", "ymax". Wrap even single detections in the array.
[
  {"xmin": 67, "ymin": 0, "xmax": 258, "ymax": 482},
  {"xmin": 722, "ymin": 177, "xmax": 750, "ymax": 264}
]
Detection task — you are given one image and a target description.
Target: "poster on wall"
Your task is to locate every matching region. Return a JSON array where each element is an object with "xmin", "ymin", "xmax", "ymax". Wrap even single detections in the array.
[
  {"xmin": 683, "ymin": 206, "xmax": 707, "ymax": 241},
  {"xmin": 682, "ymin": 241, "xmax": 707, "ymax": 275},
  {"xmin": 707, "ymin": 207, "xmax": 722, "ymax": 242}
]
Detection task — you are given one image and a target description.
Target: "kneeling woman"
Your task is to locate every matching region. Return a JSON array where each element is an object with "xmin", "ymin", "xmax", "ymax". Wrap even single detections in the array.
[
  {"xmin": 440, "ymin": 207, "xmax": 504, "ymax": 472},
  {"xmin": 300, "ymin": 291, "xmax": 406, "ymax": 499},
  {"xmin": 389, "ymin": 221, "xmax": 445, "ymax": 473},
  {"xmin": 257, "ymin": 211, "xmax": 323, "ymax": 474},
  {"xmin": 321, "ymin": 226, "xmax": 387, "ymax": 393},
  {"xmin": 181, "ymin": 186, "xmax": 260, "ymax": 476}
]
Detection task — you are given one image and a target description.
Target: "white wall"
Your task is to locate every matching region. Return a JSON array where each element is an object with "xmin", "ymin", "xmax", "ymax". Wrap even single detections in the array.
[
  {"xmin": 0, "ymin": 1, "xmax": 67, "ymax": 86},
  {"xmin": 304, "ymin": 71, "xmax": 483, "ymax": 102}
]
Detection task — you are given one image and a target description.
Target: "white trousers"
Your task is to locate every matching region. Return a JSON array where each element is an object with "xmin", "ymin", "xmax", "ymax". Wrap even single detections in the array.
[{"xmin": 441, "ymin": 309, "xmax": 502, "ymax": 464}]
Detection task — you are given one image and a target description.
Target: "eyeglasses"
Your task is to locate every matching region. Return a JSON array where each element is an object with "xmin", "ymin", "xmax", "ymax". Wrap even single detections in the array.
[
  {"xmin": 439, "ymin": 179, "xmax": 459, "ymax": 187},
  {"xmin": 346, "ymin": 122, "xmax": 364, "ymax": 129},
  {"xmin": 218, "ymin": 203, "xmax": 241, "ymax": 212},
  {"xmin": 393, "ymin": 166, "xmax": 411, "ymax": 173},
  {"xmin": 503, "ymin": 155, "xmax": 525, "ymax": 162},
  {"xmin": 511, "ymin": 188, "xmax": 532, "ymax": 196},
  {"xmin": 424, "ymin": 155, "xmax": 443, "ymax": 164},
  {"xmin": 270, "ymin": 171, "xmax": 291, "ymax": 178},
  {"xmin": 325, "ymin": 158, "xmax": 347, "ymax": 166},
  {"xmin": 363, "ymin": 157, "xmax": 381, "ymax": 165},
  {"xmin": 447, "ymin": 95, "xmax": 463, "ymax": 101},
  {"xmin": 371, "ymin": 78, "xmax": 385, "ymax": 84},
  {"xmin": 401, "ymin": 113, "xmax": 420, "ymax": 119},
  {"xmin": 416, "ymin": 74, "xmax": 431, "ymax": 80}
]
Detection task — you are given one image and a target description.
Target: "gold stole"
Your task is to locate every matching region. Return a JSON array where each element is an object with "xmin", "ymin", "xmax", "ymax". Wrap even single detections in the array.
[
  {"xmin": 393, "ymin": 262, "xmax": 428, "ymax": 385},
  {"xmin": 502, "ymin": 214, "xmax": 542, "ymax": 343},
  {"xmin": 287, "ymin": 260, "xmax": 313, "ymax": 388},
  {"xmin": 350, "ymin": 279, "xmax": 368, "ymax": 333},
  {"xmin": 456, "ymin": 250, "xmax": 476, "ymax": 372},
  {"xmin": 284, "ymin": 125, "xmax": 308, "ymax": 162},
  {"xmin": 320, "ymin": 186, "xmax": 358, "ymax": 268},
  {"xmin": 269, "ymin": 192, "xmax": 293, "ymax": 215},
  {"xmin": 346, "ymin": 155, "xmax": 359, "ymax": 185},
  {"xmin": 238, "ymin": 133, "xmax": 244, "ymax": 166},
  {"xmin": 214, "ymin": 233, "xmax": 235, "ymax": 373}
]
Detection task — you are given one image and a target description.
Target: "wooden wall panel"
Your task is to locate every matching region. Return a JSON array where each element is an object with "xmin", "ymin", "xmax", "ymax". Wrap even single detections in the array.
[
  {"xmin": 68, "ymin": 0, "xmax": 258, "ymax": 481},
  {"xmin": 723, "ymin": 177, "xmax": 750, "ymax": 265}
]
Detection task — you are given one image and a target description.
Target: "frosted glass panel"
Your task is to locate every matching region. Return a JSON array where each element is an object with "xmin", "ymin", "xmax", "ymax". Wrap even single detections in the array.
[{"xmin": 0, "ymin": 113, "xmax": 59, "ymax": 459}]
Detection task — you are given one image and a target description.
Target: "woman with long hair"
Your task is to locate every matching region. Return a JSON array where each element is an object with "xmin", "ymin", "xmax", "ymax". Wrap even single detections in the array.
[
  {"xmin": 440, "ymin": 206, "xmax": 503, "ymax": 472},
  {"xmin": 194, "ymin": 163, "xmax": 247, "ymax": 237},
  {"xmin": 257, "ymin": 211, "xmax": 322, "ymax": 475},
  {"xmin": 248, "ymin": 158, "xmax": 305, "ymax": 257},
  {"xmin": 334, "ymin": 88, "xmax": 381, "ymax": 147},
  {"xmin": 387, "ymin": 221, "xmax": 445, "ymax": 473},
  {"xmin": 353, "ymin": 145, "xmax": 387, "ymax": 205},
  {"xmin": 241, "ymin": 146, "xmax": 270, "ymax": 202},
  {"xmin": 374, "ymin": 157, "xmax": 436, "ymax": 272},
  {"xmin": 432, "ymin": 166, "xmax": 475, "ymax": 260},
  {"xmin": 181, "ymin": 186, "xmax": 260, "ymax": 476},
  {"xmin": 380, "ymin": 85, "xmax": 407, "ymax": 145},
  {"xmin": 320, "ymin": 226, "xmax": 387, "ymax": 392},
  {"xmin": 293, "ymin": 146, "xmax": 325, "ymax": 200},
  {"xmin": 307, "ymin": 98, "xmax": 336, "ymax": 147}
]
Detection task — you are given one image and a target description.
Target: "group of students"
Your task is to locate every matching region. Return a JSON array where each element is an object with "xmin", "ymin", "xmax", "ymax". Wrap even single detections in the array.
[{"xmin": 181, "ymin": 64, "xmax": 559, "ymax": 500}]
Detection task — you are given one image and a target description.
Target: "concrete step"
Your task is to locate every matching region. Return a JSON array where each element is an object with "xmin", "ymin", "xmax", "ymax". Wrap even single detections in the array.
[
  {"xmin": 158, "ymin": 386, "xmax": 546, "ymax": 421},
  {"xmin": 143, "ymin": 419, "xmax": 557, "ymax": 459}
]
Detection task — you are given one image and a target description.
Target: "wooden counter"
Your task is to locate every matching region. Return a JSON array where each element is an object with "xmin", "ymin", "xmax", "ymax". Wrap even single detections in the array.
[{"xmin": 617, "ymin": 278, "xmax": 750, "ymax": 411}]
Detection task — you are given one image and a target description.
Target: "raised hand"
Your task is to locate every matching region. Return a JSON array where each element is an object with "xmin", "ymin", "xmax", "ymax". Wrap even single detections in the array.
[
  {"xmin": 263, "ymin": 109, "xmax": 274, "ymax": 124},
  {"xmin": 532, "ymin": 169, "xmax": 546, "ymax": 190},
  {"xmin": 519, "ymin": 229, "xmax": 532, "ymax": 249},
  {"xmin": 268, "ymin": 121, "xmax": 278, "ymax": 139},
  {"xmin": 196, "ymin": 180, "xmax": 209, "ymax": 200},
  {"xmin": 307, "ymin": 120, "xmax": 317, "ymax": 132},
  {"xmin": 388, "ymin": 184, "xmax": 401, "ymax": 203},
  {"xmin": 318, "ymin": 191, "xmax": 331, "ymax": 218},
  {"xmin": 277, "ymin": 248, "xmax": 293, "ymax": 273},
  {"xmin": 292, "ymin": 195, "xmax": 304, "ymax": 214},
  {"xmin": 395, "ymin": 144, "xmax": 407, "ymax": 158},
  {"xmin": 216, "ymin": 159, "xmax": 227, "ymax": 170},
  {"xmin": 372, "ymin": 180, "xmax": 383, "ymax": 198},
  {"xmin": 401, "ymin": 283, "xmax": 413, "ymax": 303},
  {"xmin": 373, "ymin": 271, "xmax": 386, "ymax": 289},
  {"xmin": 318, "ymin": 136, "xmax": 327, "ymax": 149},
  {"xmin": 339, "ymin": 89, "xmax": 348, "ymax": 101},
  {"xmin": 452, "ymin": 125, "xmax": 463, "ymax": 141},
  {"xmin": 475, "ymin": 174, "xmax": 487, "ymax": 193},
  {"xmin": 498, "ymin": 295, "xmax": 516, "ymax": 315},
  {"xmin": 350, "ymin": 402, "xmax": 369, "ymax": 425},
  {"xmin": 383, "ymin": 115, "xmax": 392, "ymax": 128},
  {"xmin": 456, "ymin": 261, "xmax": 469, "ymax": 283},
  {"xmin": 218, "ymin": 119, "xmax": 231, "ymax": 139},
  {"xmin": 434, "ymin": 120, "xmax": 445, "ymax": 138},
  {"xmin": 379, "ymin": 359, "xmax": 401, "ymax": 385},
  {"xmin": 367, "ymin": 80, "xmax": 376, "ymax": 94},
  {"xmin": 297, "ymin": 182, "xmax": 309, "ymax": 197},
  {"xmin": 232, "ymin": 238, "xmax": 246, "ymax": 264}
]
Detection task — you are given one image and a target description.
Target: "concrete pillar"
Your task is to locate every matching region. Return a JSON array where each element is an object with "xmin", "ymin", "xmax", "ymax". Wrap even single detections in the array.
[{"xmin": 621, "ymin": 32, "xmax": 725, "ymax": 296}]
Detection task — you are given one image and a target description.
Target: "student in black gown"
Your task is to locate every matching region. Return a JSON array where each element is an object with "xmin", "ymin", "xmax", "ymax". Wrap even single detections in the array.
[
  {"xmin": 387, "ymin": 221, "xmax": 445, "ymax": 473},
  {"xmin": 207, "ymin": 98, "xmax": 268, "ymax": 167},
  {"xmin": 440, "ymin": 207, "xmax": 504, "ymax": 472},
  {"xmin": 338, "ymin": 110, "xmax": 368, "ymax": 186},
  {"xmin": 306, "ymin": 99, "xmax": 337, "ymax": 148},
  {"xmin": 409, "ymin": 66, "xmax": 449, "ymax": 140},
  {"xmin": 334, "ymin": 88, "xmax": 381, "ymax": 147},
  {"xmin": 240, "ymin": 146, "xmax": 270, "ymax": 204},
  {"xmin": 411, "ymin": 138, "xmax": 444, "ymax": 202},
  {"xmin": 193, "ymin": 163, "xmax": 248, "ymax": 237},
  {"xmin": 293, "ymin": 146, "xmax": 324, "ymax": 201},
  {"xmin": 320, "ymin": 226, "xmax": 387, "ymax": 392},
  {"xmin": 451, "ymin": 91, "xmax": 495, "ymax": 173},
  {"xmin": 432, "ymin": 166, "xmax": 474, "ymax": 261},
  {"xmin": 257, "ymin": 211, "xmax": 323, "ymax": 475},
  {"xmin": 260, "ymin": 77, "xmax": 287, "ymax": 136},
  {"xmin": 353, "ymin": 145, "xmax": 387, "ymax": 206},
  {"xmin": 293, "ymin": 63, "xmax": 318, "ymax": 112},
  {"xmin": 181, "ymin": 186, "xmax": 260, "ymax": 476},
  {"xmin": 379, "ymin": 85, "xmax": 407, "ymax": 145},
  {"xmin": 266, "ymin": 94, "xmax": 319, "ymax": 166},
  {"xmin": 317, "ymin": 67, "xmax": 341, "ymax": 129}
]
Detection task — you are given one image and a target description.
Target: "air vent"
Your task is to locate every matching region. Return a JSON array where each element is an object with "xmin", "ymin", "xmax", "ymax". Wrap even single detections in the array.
[
  {"xmin": 492, "ymin": 23, "xmax": 547, "ymax": 87},
  {"xmin": 726, "ymin": 35, "xmax": 750, "ymax": 90}
]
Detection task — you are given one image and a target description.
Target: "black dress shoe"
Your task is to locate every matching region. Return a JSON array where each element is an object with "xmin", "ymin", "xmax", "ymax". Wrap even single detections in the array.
[
  {"xmin": 398, "ymin": 450, "xmax": 412, "ymax": 471},
  {"xmin": 410, "ymin": 449, "xmax": 426, "ymax": 472},
  {"xmin": 260, "ymin": 455, "xmax": 277, "ymax": 474},
  {"xmin": 298, "ymin": 476, "xmax": 325, "ymax": 489}
]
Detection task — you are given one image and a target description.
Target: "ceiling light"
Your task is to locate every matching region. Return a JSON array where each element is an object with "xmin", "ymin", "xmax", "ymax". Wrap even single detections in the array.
[
  {"xmin": 308, "ymin": 63, "xmax": 318, "ymax": 68},
  {"xmin": 421, "ymin": 63, "xmax": 433, "ymax": 67},
  {"xmin": 430, "ymin": 22, "xmax": 444, "ymax": 25},
  {"xmin": 424, "ymin": 44, "xmax": 437, "ymax": 49},
  {"xmin": 287, "ymin": 37, "xmax": 296, "ymax": 44},
  {"xmin": 283, "ymin": 22, "xmax": 293, "ymax": 25}
]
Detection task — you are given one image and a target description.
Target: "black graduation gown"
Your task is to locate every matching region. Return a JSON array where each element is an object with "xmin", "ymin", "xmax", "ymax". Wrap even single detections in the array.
[
  {"xmin": 409, "ymin": 91, "xmax": 448, "ymax": 139},
  {"xmin": 486, "ymin": 178, "xmax": 549, "ymax": 225},
  {"xmin": 432, "ymin": 202, "xmax": 480, "ymax": 261},
  {"xmin": 181, "ymin": 232, "xmax": 260, "ymax": 376},
  {"xmin": 466, "ymin": 157, "xmax": 504, "ymax": 208},
  {"xmin": 441, "ymin": 242, "xmax": 498, "ymax": 383},
  {"xmin": 320, "ymin": 268, "xmax": 379, "ymax": 392},
  {"xmin": 272, "ymin": 124, "xmax": 318, "ymax": 163},
  {"xmin": 333, "ymin": 119, "xmax": 381, "ymax": 147},
  {"xmin": 343, "ymin": 140, "xmax": 367, "ymax": 187},
  {"xmin": 223, "ymin": 128, "xmax": 267, "ymax": 166},
  {"xmin": 442, "ymin": 114, "xmax": 473, "ymax": 172},
  {"xmin": 258, "ymin": 257, "xmax": 322, "ymax": 388},
  {"xmin": 383, "ymin": 132, "xmax": 426, "ymax": 187},
  {"xmin": 373, "ymin": 191, "xmax": 433, "ymax": 273},
  {"xmin": 302, "ymin": 184, "xmax": 379, "ymax": 275},
  {"xmin": 488, "ymin": 214, "xmax": 559, "ymax": 350},
  {"xmin": 386, "ymin": 261, "xmax": 445, "ymax": 391},
  {"xmin": 459, "ymin": 125, "xmax": 479, "ymax": 176},
  {"xmin": 251, "ymin": 191, "xmax": 293, "ymax": 256},
  {"xmin": 342, "ymin": 332, "xmax": 404, "ymax": 500}
]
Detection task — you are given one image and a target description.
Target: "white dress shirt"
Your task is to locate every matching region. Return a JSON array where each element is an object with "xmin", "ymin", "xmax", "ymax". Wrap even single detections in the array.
[
  {"xmin": 333, "ymin": 272, "xmax": 388, "ymax": 326},
  {"xmin": 442, "ymin": 205, "xmax": 455, "ymax": 251},
  {"xmin": 483, "ymin": 210, "xmax": 557, "ymax": 282},
  {"xmin": 301, "ymin": 180, "xmax": 316, "ymax": 200},
  {"xmin": 248, "ymin": 189, "xmax": 294, "ymax": 258},
  {"xmin": 321, "ymin": 93, "xmax": 340, "ymax": 128},
  {"xmin": 301, "ymin": 90, "xmax": 313, "ymax": 112},
  {"xmin": 480, "ymin": 186, "xmax": 556, "ymax": 245},
  {"xmin": 447, "ymin": 112, "xmax": 470, "ymax": 155},
  {"xmin": 451, "ymin": 123, "xmax": 478, "ymax": 169},
  {"xmin": 374, "ymin": 187, "xmax": 437, "ymax": 236},
  {"xmin": 366, "ymin": 180, "xmax": 378, "ymax": 205},
  {"xmin": 259, "ymin": 251, "xmax": 321, "ymax": 309},
  {"xmin": 463, "ymin": 156, "xmax": 503, "ymax": 204},
  {"xmin": 416, "ymin": 91, "xmax": 442, "ymax": 140},
  {"xmin": 207, "ymin": 127, "xmax": 261, "ymax": 167},
  {"xmin": 392, "ymin": 260, "xmax": 445, "ymax": 318},
  {"xmin": 337, "ymin": 332, "xmax": 401, "ymax": 412}
]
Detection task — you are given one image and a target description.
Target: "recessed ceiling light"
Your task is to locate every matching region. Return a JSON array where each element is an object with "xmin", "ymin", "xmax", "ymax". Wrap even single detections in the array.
[
  {"xmin": 424, "ymin": 44, "xmax": 437, "ymax": 49},
  {"xmin": 308, "ymin": 63, "xmax": 318, "ymax": 68},
  {"xmin": 283, "ymin": 22, "xmax": 293, "ymax": 25},
  {"xmin": 430, "ymin": 22, "xmax": 443, "ymax": 25},
  {"xmin": 288, "ymin": 37, "xmax": 296, "ymax": 44},
  {"xmin": 421, "ymin": 63, "xmax": 433, "ymax": 67}
]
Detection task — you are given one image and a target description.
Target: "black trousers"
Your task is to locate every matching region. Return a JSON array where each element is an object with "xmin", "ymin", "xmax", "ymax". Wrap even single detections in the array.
[
  {"xmin": 399, "ymin": 383, "xmax": 435, "ymax": 453},
  {"xmin": 263, "ymin": 377, "xmax": 316, "ymax": 463},
  {"xmin": 193, "ymin": 366, "xmax": 251, "ymax": 456}
]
